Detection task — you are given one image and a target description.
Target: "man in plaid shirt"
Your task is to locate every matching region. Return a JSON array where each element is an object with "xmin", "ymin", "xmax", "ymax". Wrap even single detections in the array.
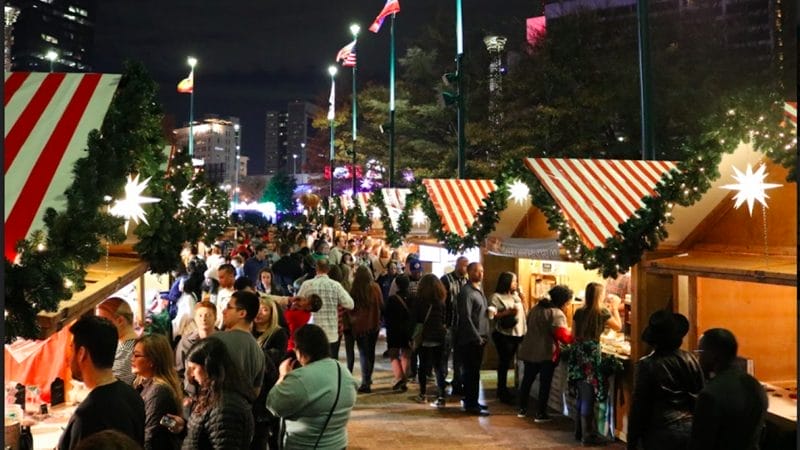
[{"xmin": 297, "ymin": 258, "xmax": 355, "ymax": 358}]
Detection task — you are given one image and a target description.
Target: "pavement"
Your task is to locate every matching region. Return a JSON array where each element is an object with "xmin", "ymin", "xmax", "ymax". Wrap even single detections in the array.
[{"xmin": 342, "ymin": 335, "xmax": 626, "ymax": 450}]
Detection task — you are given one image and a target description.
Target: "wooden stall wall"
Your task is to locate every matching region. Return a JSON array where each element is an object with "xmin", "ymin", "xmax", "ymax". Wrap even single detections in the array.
[{"xmin": 696, "ymin": 278, "xmax": 797, "ymax": 383}]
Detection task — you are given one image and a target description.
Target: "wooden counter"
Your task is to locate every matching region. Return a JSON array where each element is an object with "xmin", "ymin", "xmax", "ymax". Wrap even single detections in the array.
[{"xmin": 36, "ymin": 257, "xmax": 149, "ymax": 339}]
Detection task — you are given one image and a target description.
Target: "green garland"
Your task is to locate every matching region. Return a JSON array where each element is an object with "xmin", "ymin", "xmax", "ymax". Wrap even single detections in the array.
[
  {"xmin": 368, "ymin": 190, "xmax": 411, "ymax": 248},
  {"xmin": 304, "ymin": 90, "xmax": 792, "ymax": 277}
]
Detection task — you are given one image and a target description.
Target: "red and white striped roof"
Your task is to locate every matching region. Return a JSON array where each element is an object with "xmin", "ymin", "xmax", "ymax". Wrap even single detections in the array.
[
  {"xmin": 380, "ymin": 188, "xmax": 410, "ymax": 227},
  {"xmin": 421, "ymin": 179, "xmax": 497, "ymax": 237},
  {"xmin": 338, "ymin": 192, "xmax": 371, "ymax": 213},
  {"xmin": 5, "ymin": 72, "xmax": 121, "ymax": 261},
  {"xmin": 785, "ymin": 101, "xmax": 797, "ymax": 127},
  {"xmin": 524, "ymin": 158, "xmax": 677, "ymax": 249}
]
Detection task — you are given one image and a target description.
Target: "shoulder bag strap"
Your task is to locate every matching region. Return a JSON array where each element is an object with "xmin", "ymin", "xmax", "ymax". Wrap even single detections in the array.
[
  {"xmin": 314, "ymin": 361, "xmax": 342, "ymax": 449},
  {"xmin": 394, "ymin": 294, "xmax": 410, "ymax": 313},
  {"xmin": 422, "ymin": 305, "xmax": 432, "ymax": 324}
]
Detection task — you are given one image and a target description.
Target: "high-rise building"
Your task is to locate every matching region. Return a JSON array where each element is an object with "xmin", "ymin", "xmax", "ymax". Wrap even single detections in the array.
[
  {"xmin": 264, "ymin": 101, "xmax": 322, "ymax": 176},
  {"xmin": 544, "ymin": 0, "xmax": 779, "ymax": 71},
  {"xmin": 264, "ymin": 110, "xmax": 288, "ymax": 175},
  {"xmin": 174, "ymin": 115, "xmax": 241, "ymax": 185},
  {"xmin": 6, "ymin": 0, "xmax": 96, "ymax": 72}
]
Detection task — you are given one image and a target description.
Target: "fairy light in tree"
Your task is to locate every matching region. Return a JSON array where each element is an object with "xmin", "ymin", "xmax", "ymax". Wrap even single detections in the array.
[
  {"xmin": 109, "ymin": 174, "xmax": 161, "ymax": 233},
  {"xmin": 720, "ymin": 164, "xmax": 782, "ymax": 216},
  {"xmin": 195, "ymin": 196, "xmax": 208, "ymax": 210},
  {"xmin": 508, "ymin": 180, "xmax": 530, "ymax": 205}
]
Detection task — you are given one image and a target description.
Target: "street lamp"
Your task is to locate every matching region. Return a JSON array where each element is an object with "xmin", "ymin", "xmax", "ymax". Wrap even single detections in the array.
[
  {"xmin": 328, "ymin": 65, "xmax": 337, "ymax": 198},
  {"xmin": 349, "ymin": 23, "xmax": 360, "ymax": 194},
  {"xmin": 292, "ymin": 154, "xmax": 298, "ymax": 176},
  {"xmin": 45, "ymin": 50, "xmax": 57, "ymax": 72},
  {"xmin": 233, "ymin": 123, "xmax": 241, "ymax": 207},
  {"xmin": 186, "ymin": 56, "xmax": 198, "ymax": 157}
]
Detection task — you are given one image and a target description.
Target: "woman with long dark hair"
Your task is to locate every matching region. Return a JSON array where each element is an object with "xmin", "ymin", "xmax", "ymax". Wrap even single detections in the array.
[
  {"xmin": 165, "ymin": 338, "xmax": 254, "ymax": 450},
  {"xmin": 413, "ymin": 274, "xmax": 448, "ymax": 407},
  {"xmin": 348, "ymin": 265, "xmax": 383, "ymax": 393},
  {"xmin": 132, "ymin": 334, "xmax": 183, "ymax": 450},
  {"xmin": 569, "ymin": 282, "xmax": 622, "ymax": 446},
  {"xmin": 488, "ymin": 271, "xmax": 527, "ymax": 403}
]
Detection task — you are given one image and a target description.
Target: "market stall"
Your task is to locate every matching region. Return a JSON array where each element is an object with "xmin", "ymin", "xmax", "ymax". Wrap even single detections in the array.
[
  {"xmin": 4, "ymin": 71, "xmax": 164, "ymax": 449},
  {"xmin": 639, "ymin": 143, "xmax": 797, "ymax": 445}
]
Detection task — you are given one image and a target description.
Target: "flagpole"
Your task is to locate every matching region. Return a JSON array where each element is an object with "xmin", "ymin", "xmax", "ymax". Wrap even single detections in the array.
[
  {"xmin": 350, "ymin": 24, "xmax": 360, "ymax": 194},
  {"xmin": 187, "ymin": 57, "xmax": 197, "ymax": 158},
  {"xmin": 388, "ymin": 13, "xmax": 396, "ymax": 187}
]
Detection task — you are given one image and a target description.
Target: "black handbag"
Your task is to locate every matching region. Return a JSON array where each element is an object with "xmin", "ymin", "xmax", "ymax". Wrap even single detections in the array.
[
  {"xmin": 498, "ymin": 313, "xmax": 518, "ymax": 329},
  {"xmin": 497, "ymin": 302, "xmax": 518, "ymax": 329}
]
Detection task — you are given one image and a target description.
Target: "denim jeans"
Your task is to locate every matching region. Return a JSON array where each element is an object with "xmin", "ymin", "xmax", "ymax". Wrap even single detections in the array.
[
  {"xmin": 418, "ymin": 345, "xmax": 447, "ymax": 397},
  {"xmin": 355, "ymin": 330, "xmax": 379, "ymax": 387},
  {"xmin": 458, "ymin": 341, "xmax": 485, "ymax": 408},
  {"xmin": 492, "ymin": 331, "xmax": 522, "ymax": 394},
  {"xmin": 518, "ymin": 360, "xmax": 556, "ymax": 414}
]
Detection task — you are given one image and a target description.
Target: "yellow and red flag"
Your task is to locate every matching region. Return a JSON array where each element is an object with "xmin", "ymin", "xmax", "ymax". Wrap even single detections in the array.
[{"xmin": 177, "ymin": 70, "xmax": 193, "ymax": 94}]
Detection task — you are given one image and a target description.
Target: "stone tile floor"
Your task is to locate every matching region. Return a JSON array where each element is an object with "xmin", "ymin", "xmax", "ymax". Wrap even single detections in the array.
[{"xmin": 343, "ymin": 337, "xmax": 625, "ymax": 449}]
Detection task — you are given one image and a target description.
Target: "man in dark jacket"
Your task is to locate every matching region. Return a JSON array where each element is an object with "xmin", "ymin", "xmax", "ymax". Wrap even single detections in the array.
[
  {"xmin": 59, "ymin": 316, "xmax": 145, "ymax": 450},
  {"xmin": 441, "ymin": 256, "xmax": 469, "ymax": 395},
  {"xmin": 689, "ymin": 328, "xmax": 768, "ymax": 450},
  {"xmin": 455, "ymin": 262, "xmax": 490, "ymax": 416},
  {"xmin": 271, "ymin": 243, "xmax": 304, "ymax": 293}
]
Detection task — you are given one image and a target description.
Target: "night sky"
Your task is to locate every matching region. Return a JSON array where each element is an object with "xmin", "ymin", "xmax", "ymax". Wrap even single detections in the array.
[{"xmin": 91, "ymin": 0, "xmax": 540, "ymax": 174}]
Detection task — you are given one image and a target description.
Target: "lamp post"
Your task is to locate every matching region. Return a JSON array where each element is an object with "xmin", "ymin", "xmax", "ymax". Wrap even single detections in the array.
[
  {"xmin": 328, "ymin": 65, "xmax": 337, "ymax": 198},
  {"xmin": 187, "ymin": 56, "xmax": 197, "ymax": 158},
  {"xmin": 233, "ymin": 123, "xmax": 241, "ymax": 208},
  {"xmin": 350, "ymin": 23, "xmax": 359, "ymax": 194},
  {"xmin": 292, "ymin": 154, "xmax": 298, "ymax": 177},
  {"xmin": 45, "ymin": 50, "xmax": 57, "ymax": 72},
  {"xmin": 455, "ymin": 0, "xmax": 466, "ymax": 179}
]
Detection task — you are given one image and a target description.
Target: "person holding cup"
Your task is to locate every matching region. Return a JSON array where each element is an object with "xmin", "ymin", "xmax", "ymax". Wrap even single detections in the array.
[{"xmin": 488, "ymin": 272, "xmax": 527, "ymax": 404}]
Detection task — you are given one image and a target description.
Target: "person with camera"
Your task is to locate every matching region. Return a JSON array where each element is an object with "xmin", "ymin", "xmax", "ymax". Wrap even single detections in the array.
[
  {"xmin": 488, "ymin": 272, "xmax": 527, "ymax": 404},
  {"xmin": 267, "ymin": 324, "xmax": 358, "ymax": 449}
]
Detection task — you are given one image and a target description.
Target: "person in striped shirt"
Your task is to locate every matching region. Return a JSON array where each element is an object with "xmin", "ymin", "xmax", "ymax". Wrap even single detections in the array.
[
  {"xmin": 296, "ymin": 258, "xmax": 355, "ymax": 359},
  {"xmin": 95, "ymin": 297, "xmax": 138, "ymax": 385}
]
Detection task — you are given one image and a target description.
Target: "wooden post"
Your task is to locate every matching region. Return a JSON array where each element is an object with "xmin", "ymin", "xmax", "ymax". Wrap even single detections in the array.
[{"xmin": 137, "ymin": 275, "xmax": 145, "ymax": 330}]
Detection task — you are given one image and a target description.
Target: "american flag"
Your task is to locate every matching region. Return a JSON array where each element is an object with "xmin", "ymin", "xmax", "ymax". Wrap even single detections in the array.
[{"xmin": 336, "ymin": 40, "xmax": 357, "ymax": 68}]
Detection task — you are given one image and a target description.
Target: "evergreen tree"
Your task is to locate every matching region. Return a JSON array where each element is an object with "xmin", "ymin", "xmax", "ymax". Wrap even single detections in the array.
[{"xmin": 262, "ymin": 171, "xmax": 297, "ymax": 212}]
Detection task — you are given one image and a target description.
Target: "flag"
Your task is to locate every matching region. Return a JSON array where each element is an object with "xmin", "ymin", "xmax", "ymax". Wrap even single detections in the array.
[
  {"xmin": 336, "ymin": 40, "xmax": 357, "ymax": 67},
  {"xmin": 327, "ymin": 79, "xmax": 336, "ymax": 121},
  {"xmin": 369, "ymin": 0, "xmax": 400, "ymax": 33},
  {"xmin": 177, "ymin": 70, "xmax": 193, "ymax": 93}
]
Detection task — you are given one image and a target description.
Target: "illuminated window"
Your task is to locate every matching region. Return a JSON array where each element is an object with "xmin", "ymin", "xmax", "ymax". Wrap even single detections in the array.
[
  {"xmin": 41, "ymin": 34, "xmax": 58, "ymax": 44},
  {"xmin": 68, "ymin": 5, "xmax": 89, "ymax": 17}
]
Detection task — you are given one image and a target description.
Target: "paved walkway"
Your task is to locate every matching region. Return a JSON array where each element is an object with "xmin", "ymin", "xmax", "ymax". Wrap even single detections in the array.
[{"xmin": 343, "ymin": 336, "xmax": 625, "ymax": 449}]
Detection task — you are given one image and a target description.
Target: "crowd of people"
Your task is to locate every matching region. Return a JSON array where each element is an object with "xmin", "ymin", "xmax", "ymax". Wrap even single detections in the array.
[{"xmin": 54, "ymin": 225, "xmax": 768, "ymax": 450}]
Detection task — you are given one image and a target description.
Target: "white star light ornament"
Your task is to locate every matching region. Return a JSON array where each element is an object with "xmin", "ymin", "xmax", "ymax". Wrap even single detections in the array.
[
  {"xmin": 109, "ymin": 174, "xmax": 161, "ymax": 233},
  {"xmin": 508, "ymin": 180, "xmax": 530, "ymax": 205},
  {"xmin": 720, "ymin": 164, "xmax": 781, "ymax": 216},
  {"xmin": 412, "ymin": 207, "xmax": 427, "ymax": 226},
  {"xmin": 180, "ymin": 187, "xmax": 195, "ymax": 208},
  {"xmin": 195, "ymin": 196, "xmax": 208, "ymax": 210}
]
